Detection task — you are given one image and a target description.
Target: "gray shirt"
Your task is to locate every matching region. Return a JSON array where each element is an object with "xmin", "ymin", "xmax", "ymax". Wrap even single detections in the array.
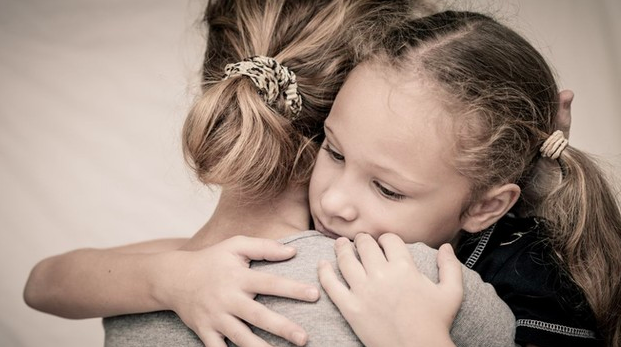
[{"xmin": 104, "ymin": 231, "xmax": 517, "ymax": 346}]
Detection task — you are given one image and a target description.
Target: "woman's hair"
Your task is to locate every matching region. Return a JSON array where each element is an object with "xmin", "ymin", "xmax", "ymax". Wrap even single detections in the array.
[
  {"xmin": 376, "ymin": 11, "xmax": 621, "ymax": 345},
  {"xmin": 182, "ymin": 0, "xmax": 435, "ymax": 202}
]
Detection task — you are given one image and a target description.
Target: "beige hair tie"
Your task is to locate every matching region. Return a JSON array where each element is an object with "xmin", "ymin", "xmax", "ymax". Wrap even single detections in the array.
[
  {"xmin": 540, "ymin": 130, "xmax": 568, "ymax": 160},
  {"xmin": 223, "ymin": 56, "xmax": 302, "ymax": 119}
]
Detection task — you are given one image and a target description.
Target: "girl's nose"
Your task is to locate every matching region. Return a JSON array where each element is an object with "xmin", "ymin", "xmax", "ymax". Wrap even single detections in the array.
[{"xmin": 320, "ymin": 183, "xmax": 358, "ymax": 222}]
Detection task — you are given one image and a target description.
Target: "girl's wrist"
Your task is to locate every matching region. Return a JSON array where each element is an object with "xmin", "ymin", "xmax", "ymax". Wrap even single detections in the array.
[
  {"xmin": 144, "ymin": 251, "xmax": 179, "ymax": 311},
  {"xmin": 421, "ymin": 328, "xmax": 455, "ymax": 347},
  {"xmin": 403, "ymin": 330, "xmax": 454, "ymax": 347}
]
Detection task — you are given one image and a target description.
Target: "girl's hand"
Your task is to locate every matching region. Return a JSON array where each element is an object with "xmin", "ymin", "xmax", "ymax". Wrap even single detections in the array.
[
  {"xmin": 155, "ymin": 235, "xmax": 320, "ymax": 347},
  {"xmin": 318, "ymin": 233, "xmax": 462, "ymax": 347}
]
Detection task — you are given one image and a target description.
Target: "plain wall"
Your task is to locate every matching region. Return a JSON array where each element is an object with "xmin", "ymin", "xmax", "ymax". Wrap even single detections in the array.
[{"xmin": 1, "ymin": 0, "xmax": 619, "ymax": 346}]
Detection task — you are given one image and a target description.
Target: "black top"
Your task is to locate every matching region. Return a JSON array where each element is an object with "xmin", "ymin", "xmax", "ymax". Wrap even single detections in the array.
[{"xmin": 456, "ymin": 213, "xmax": 603, "ymax": 347}]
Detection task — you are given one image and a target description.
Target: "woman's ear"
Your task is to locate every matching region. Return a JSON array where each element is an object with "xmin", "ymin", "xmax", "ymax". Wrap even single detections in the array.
[{"xmin": 462, "ymin": 184, "xmax": 520, "ymax": 233}]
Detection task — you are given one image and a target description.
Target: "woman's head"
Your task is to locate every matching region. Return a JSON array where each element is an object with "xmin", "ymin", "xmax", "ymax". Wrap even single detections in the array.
[
  {"xmin": 182, "ymin": 0, "xmax": 435, "ymax": 202},
  {"xmin": 182, "ymin": 0, "xmax": 352, "ymax": 202}
]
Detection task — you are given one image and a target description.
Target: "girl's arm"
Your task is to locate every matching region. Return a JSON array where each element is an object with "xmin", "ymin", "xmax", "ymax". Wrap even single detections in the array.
[
  {"xmin": 24, "ymin": 238, "xmax": 187, "ymax": 318},
  {"xmin": 24, "ymin": 236, "xmax": 320, "ymax": 347},
  {"xmin": 318, "ymin": 234, "xmax": 462, "ymax": 347}
]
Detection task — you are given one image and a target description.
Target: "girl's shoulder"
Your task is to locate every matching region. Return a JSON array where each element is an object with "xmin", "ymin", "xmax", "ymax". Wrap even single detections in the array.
[{"xmin": 457, "ymin": 214, "xmax": 604, "ymax": 347}]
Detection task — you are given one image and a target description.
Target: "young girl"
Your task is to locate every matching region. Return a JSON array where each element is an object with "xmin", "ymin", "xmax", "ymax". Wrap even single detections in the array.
[
  {"xmin": 315, "ymin": 10, "xmax": 621, "ymax": 347},
  {"xmin": 24, "ymin": 1, "xmax": 518, "ymax": 347}
]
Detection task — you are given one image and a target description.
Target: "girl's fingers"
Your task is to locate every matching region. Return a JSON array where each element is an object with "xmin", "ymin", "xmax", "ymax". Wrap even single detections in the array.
[
  {"xmin": 334, "ymin": 237, "xmax": 366, "ymax": 286},
  {"xmin": 377, "ymin": 233, "xmax": 414, "ymax": 265},
  {"xmin": 196, "ymin": 330, "xmax": 228, "ymax": 347},
  {"xmin": 234, "ymin": 299, "xmax": 308, "ymax": 346},
  {"xmin": 353, "ymin": 233, "xmax": 386, "ymax": 273},
  {"xmin": 223, "ymin": 236, "xmax": 297, "ymax": 262},
  {"xmin": 318, "ymin": 260, "xmax": 352, "ymax": 310},
  {"xmin": 245, "ymin": 270, "xmax": 320, "ymax": 302},
  {"xmin": 437, "ymin": 244, "xmax": 464, "ymax": 300},
  {"xmin": 218, "ymin": 314, "xmax": 274, "ymax": 347}
]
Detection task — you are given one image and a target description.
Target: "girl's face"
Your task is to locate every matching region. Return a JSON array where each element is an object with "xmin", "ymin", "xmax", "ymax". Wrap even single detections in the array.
[{"xmin": 309, "ymin": 63, "xmax": 472, "ymax": 247}]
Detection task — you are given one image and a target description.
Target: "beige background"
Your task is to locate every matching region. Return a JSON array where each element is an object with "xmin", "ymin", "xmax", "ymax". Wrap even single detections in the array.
[{"xmin": 1, "ymin": 0, "xmax": 619, "ymax": 346}]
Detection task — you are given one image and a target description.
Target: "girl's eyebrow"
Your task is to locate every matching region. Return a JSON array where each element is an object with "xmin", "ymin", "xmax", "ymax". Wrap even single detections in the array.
[
  {"xmin": 323, "ymin": 124, "xmax": 341, "ymax": 146},
  {"xmin": 369, "ymin": 162, "xmax": 429, "ymax": 189},
  {"xmin": 325, "ymin": 123, "xmax": 429, "ymax": 189},
  {"xmin": 324, "ymin": 124, "xmax": 334, "ymax": 135}
]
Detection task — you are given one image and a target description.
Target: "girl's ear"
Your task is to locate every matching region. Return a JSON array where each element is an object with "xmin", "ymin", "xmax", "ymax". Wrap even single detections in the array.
[{"xmin": 462, "ymin": 184, "xmax": 520, "ymax": 233}]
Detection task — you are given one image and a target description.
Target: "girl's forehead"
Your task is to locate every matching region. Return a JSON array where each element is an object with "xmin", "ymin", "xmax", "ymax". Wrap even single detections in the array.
[
  {"xmin": 330, "ymin": 62, "xmax": 459, "ymax": 171},
  {"xmin": 351, "ymin": 61, "xmax": 442, "ymax": 99},
  {"xmin": 342, "ymin": 62, "xmax": 451, "ymax": 124}
]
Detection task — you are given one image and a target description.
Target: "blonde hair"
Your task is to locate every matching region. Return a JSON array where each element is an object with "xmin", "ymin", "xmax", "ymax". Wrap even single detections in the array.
[
  {"xmin": 183, "ymin": 0, "xmax": 436, "ymax": 203},
  {"xmin": 377, "ymin": 11, "xmax": 621, "ymax": 346}
]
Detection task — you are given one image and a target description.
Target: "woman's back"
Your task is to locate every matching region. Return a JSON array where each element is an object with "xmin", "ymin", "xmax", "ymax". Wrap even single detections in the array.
[{"xmin": 104, "ymin": 231, "xmax": 517, "ymax": 347}]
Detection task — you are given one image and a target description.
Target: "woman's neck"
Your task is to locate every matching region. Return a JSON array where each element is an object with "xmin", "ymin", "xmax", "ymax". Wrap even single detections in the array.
[{"xmin": 182, "ymin": 185, "xmax": 310, "ymax": 250}]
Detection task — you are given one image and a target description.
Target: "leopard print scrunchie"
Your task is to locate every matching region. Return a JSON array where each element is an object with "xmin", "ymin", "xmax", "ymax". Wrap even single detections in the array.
[{"xmin": 223, "ymin": 56, "xmax": 302, "ymax": 119}]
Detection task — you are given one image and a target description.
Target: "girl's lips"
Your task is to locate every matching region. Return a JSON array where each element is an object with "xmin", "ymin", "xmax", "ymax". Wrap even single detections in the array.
[{"xmin": 314, "ymin": 219, "xmax": 340, "ymax": 239}]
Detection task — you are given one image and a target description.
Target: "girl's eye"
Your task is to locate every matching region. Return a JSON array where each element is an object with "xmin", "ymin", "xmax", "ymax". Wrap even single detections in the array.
[
  {"xmin": 323, "ymin": 144, "xmax": 344, "ymax": 162},
  {"xmin": 373, "ymin": 181, "xmax": 405, "ymax": 201}
]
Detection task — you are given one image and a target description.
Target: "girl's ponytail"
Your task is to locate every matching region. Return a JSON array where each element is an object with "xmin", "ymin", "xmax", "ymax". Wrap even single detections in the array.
[{"xmin": 536, "ymin": 148, "xmax": 621, "ymax": 345}]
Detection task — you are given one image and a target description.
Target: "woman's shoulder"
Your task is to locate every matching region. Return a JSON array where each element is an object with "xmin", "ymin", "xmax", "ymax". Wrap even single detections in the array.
[
  {"xmin": 252, "ymin": 231, "xmax": 337, "ymax": 276},
  {"xmin": 278, "ymin": 230, "xmax": 332, "ymax": 245},
  {"xmin": 276, "ymin": 232, "xmax": 517, "ymax": 347}
]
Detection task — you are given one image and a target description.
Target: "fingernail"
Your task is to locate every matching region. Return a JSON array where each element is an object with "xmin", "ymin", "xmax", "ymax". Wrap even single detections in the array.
[
  {"xmin": 335, "ymin": 237, "xmax": 348, "ymax": 248},
  {"xmin": 354, "ymin": 233, "xmax": 371, "ymax": 242},
  {"xmin": 292, "ymin": 331, "xmax": 307, "ymax": 346},
  {"xmin": 306, "ymin": 287, "xmax": 319, "ymax": 300},
  {"xmin": 448, "ymin": 244, "xmax": 455, "ymax": 253}
]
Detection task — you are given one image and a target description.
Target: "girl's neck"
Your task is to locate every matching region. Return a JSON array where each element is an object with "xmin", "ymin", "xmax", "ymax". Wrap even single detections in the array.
[{"xmin": 182, "ymin": 185, "xmax": 310, "ymax": 250}]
